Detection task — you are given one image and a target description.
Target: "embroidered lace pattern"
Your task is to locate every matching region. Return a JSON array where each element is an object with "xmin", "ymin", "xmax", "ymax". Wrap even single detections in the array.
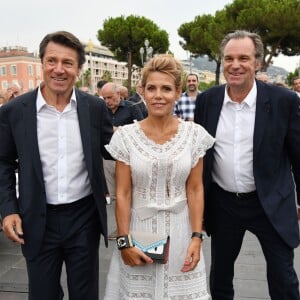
[{"xmin": 104, "ymin": 120, "xmax": 214, "ymax": 299}]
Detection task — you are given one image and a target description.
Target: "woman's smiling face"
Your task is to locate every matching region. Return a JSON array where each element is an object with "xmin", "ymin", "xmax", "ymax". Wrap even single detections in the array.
[{"xmin": 143, "ymin": 71, "xmax": 181, "ymax": 117}]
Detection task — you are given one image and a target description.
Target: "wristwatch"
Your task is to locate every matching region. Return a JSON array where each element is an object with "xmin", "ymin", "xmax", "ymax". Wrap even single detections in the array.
[
  {"xmin": 116, "ymin": 234, "xmax": 134, "ymax": 250},
  {"xmin": 191, "ymin": 232, "xmax": 205, "ymax": 241}
]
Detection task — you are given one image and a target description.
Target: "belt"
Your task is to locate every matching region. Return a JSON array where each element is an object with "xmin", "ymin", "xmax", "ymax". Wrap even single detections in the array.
[
  {"xmin": 213, "ymin": 183, "xmax": 257, "ymax": 199},
  {"xmin": 233, "ymin": 191, "xmax": 257, "ymax": 199},
  {"xmin": 46, "ymin": 194, "xmax": 93, "ymax": 211}
]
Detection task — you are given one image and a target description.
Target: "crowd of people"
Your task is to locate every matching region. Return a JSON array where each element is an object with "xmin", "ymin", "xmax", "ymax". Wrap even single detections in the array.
[
  {"xmin": 0, "ymin": 82, "xmax": 22, "ymax": 107},
  {"xmin": 0, "ymin": 29, "xmax": 299, "ymax": 300}
]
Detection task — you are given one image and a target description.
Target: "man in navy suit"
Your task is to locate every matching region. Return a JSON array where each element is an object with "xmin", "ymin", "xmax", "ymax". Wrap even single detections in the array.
[
  {"xmin": 194, "ymin": 30, "xmax": 300, "ymax": 300},
  {"xmin": 0, "ymin": 31, "xmax": 113, "ymax": 300},
  {"xmin": 127, "ymin": 80, "xmax": 148, "ymax": 118}
]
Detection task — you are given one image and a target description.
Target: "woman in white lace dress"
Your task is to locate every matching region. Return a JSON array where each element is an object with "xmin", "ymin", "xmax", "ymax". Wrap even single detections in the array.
[{"xmin": 104, "ymin": 54, "xmax": 214, "ymax": 299}]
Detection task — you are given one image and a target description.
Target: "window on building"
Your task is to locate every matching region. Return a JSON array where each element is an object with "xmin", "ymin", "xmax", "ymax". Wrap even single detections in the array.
[
  {"xmin": 29, "ymin": 80, "xmax": 34, "ymax": 90},
  {"xmin": 1, "ymin": 81, "xmax": 8, "ymax": 90},
  {"xmin": 36, "ymin": 65, "xmax": 41, "ymax": 76},
  {"xmin": 0, "ymin": 66, "xmax": 7, "ymax": 76},
  {"xmin": 10, "ymin": 65, "xmax": 17, "ymax": 76},
  {"xmin": 28, "ymin": 65, "xmax": 34, "ymax": 76}
]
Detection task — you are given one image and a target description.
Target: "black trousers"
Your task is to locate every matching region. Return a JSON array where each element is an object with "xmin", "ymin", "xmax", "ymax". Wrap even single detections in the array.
[
  {"xmin": 209, "ymin": 184, "xmax": 300, "ymax": 300},
  {"xmin": 26, "ymin": 195, "xmax": 101, "ymax": 300}
]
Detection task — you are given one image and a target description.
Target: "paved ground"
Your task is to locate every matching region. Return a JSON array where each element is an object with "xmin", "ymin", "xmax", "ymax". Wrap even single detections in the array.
[{"xmin": 0, "ymin": 202, "xmax": 299, "ymax": 300}]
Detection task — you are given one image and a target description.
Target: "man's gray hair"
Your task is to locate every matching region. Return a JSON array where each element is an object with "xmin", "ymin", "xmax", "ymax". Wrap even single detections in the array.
[{"xmin": 220, "ymin": 30, "xmax": 264, "ymax": 62}]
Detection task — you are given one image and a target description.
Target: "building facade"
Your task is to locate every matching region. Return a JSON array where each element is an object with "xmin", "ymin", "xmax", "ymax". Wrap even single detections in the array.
[
  {"xmin": 0, "ymin": 43, "xmax": 140, "ymax": 94},
  {"xmin": 81, "ymin": 41, "xmax": 140, "ymax": 94},
  {"xmin": 0, "ymin": 46, "xmax": 42, "ymax": 93}
]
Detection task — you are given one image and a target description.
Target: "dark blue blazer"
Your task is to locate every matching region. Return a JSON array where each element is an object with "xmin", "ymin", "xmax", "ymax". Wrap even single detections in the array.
[
  {"xmin": 0, "ymin": 89, "xmax": 113, "ymax": 258},
  {"xmin": 194, "ymin": 80, "xmax": 300, "ymax": 248},
  {"xmin": 128, "ymin": 93, "xmax": 148, "ymax": 118}
]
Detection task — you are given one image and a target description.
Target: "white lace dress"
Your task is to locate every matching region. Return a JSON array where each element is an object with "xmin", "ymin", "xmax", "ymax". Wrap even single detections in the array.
[{"xmin": 104, "ymin": 120, "xmax": 214, "ymax": 300}]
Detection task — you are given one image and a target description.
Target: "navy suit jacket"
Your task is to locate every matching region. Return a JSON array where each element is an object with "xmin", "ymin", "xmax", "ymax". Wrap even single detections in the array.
[
  {"xmin": 0, "ymin": 89, "xmax": 113, "ymax": 258},
  {"xmin": 194, "ymin": 80, "xmax": 300, "ymax": 248},
  {"xmin": 128, "ymin": 93, "xmax": 148, "ymax": 118}
]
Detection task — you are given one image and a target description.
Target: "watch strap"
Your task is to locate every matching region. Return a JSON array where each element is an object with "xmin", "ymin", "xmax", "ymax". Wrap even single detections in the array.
[
  {"xmin": 191, "ymin": 232, "xmax": 204, "ymax": 241},
  {"xmin": 116, "ymin": 234, "xmax": 134, "ymax": 250}
]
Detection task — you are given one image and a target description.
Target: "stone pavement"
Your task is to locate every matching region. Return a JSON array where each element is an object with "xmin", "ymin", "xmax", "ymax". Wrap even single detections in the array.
[{"xmin": 0, "ymin": 202, "xmax": 299, "ymax": 300}]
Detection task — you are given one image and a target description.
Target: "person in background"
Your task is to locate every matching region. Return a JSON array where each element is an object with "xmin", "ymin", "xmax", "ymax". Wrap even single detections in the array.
[
  {"xmin": 273, "ymin": 81, "xmax": 287, "ymax": 88},
  {"xmin": 97, "ymin": 79, "xmax": 108, "ymax": 99},
  {"xmin": 127, "ymin": 80, "xmax": 148, "ymax": 118},
  {"xmin": 104, "ymin": 54, "xmax": 214, "ymax": 299},
  {"xmin": 0, "ymin": 31, "xmax": 113, "ymax": 300},
  {"xmin": 256, "ymin": 71, "xmax": 269, "ymax": 83},
  {"xmin": 292, "ymin": 76, "xmax": 300, "ymax": 97},
  {"xmin": 119, "ymin": 85, "xmax": 128, "ymax": 100},
  {"xmin": 101, "ymin": 82, "xmax": 143, "ymax": 238},
  {"xmin": 0, "ymin": 91, "xmax": 5, "ymax": 106},
  {"xmin": 79, "ymin": 86, "xmax": 90, "ymax": 93},
  {"xmin": 2, "ymin": 82, "xmax": 22, "ymax": 104},
  {"xmin": 194, "ymin": 30, "xmax": 300, "ymax": 300},
  {"xmin": 174, "ymin": 73, "xmax": 200, "ymax": 121}
]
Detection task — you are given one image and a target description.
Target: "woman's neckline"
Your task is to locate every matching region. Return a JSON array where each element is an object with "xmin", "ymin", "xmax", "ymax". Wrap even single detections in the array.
[{"xmin": 136, "ymin": 118, "xmax": 183, "ymax": 146}]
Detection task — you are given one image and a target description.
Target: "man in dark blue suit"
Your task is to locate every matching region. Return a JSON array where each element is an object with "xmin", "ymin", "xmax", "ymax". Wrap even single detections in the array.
[
  {"xmin": 194, "ymin": 30, "xmax": 300, "ymax": 300},
  {"xmin": 127, "ymin": 80, "xmax": 148, "ymax": 118},
  {"xmin": 0, "ymin": 31, "xmax": 113, "ymax": 300}
]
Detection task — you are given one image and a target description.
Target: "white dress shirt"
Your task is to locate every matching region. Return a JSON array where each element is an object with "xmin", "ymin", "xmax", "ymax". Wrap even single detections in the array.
[
  {"xmin": 212, "ymin": 82, "xmax": 257, "ymax": 193},
  {"xmin": 36, "ymin": 88, "xmax": 92, "ymax": 204}
]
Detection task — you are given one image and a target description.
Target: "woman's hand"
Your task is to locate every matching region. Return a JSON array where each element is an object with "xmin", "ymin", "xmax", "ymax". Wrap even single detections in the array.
[
  {"xmin": 121, "ymin": 247, "xmax": 153, "ymax": 267},
  {"xmin": 181, "ymin": 239, "xmax": 201, "ymax": 272}
]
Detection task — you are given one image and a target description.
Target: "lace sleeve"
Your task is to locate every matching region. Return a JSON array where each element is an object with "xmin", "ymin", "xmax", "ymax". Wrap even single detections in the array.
[
  {"xmin": 191, "ymin": 123, "xmax": 215, "ymax": 167},
  {"xmin": 105, "ymin": 127, "xmax": 130, "ymax": 165}
]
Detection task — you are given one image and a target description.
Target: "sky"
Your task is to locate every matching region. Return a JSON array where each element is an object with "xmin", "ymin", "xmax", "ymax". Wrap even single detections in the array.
[{"xmin": 1, "ymin": 0, "xmax": 299, "ymax": 72}]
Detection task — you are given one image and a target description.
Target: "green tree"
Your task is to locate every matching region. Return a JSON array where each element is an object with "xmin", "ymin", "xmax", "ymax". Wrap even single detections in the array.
[
  {"xmin": 178, "ymin": 10, "xmax": 232, "ymax": 85},
  {"xmin": 225, "ymin": 0, "xmax": 300, "ymax": 71},
  {"xmin": 199, "ymin": 81, "xmax": 216, "ymax": 92},
  {"xmin": 178, "ymin": 0, "xmax": 300, "ymax": 85},
  {"xmin": 102, "ymin": 70, "xmax": 113, "ymax": 82},
  {"xmin": 75, "ymin": 69, "xmax": 91, "ymax": 88},
  {"xmin": 97, "ymin": 15, "xmax": 169, "ymax": 92},
  {"xmin": 286, "ymin": 69, "xmax": 300, "ymax": 87}
]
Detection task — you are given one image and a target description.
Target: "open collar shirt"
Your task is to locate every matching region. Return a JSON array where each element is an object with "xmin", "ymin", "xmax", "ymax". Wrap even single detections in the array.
[
  {"xmin": 36, "ymin": 88, "xmax": 92, "ymax": 204},
  {"xmin": 212, "ymin": 81, "xmax": 257, "ymax": 193},
  {"xmin": 174, "ymin": 91, "xmax": 200, "ymax": 121}
]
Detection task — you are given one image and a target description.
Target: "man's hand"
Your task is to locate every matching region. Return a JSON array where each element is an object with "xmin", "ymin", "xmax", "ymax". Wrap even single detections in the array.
[{"xmin": 2, "ymin": 214, "xmax": 24, "ymax": 244}]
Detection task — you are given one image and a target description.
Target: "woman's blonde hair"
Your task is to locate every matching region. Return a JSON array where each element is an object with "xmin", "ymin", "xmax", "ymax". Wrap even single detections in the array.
[{"xmin": 141, "ymin": 54, "xmax": 183, "ymax": 91}]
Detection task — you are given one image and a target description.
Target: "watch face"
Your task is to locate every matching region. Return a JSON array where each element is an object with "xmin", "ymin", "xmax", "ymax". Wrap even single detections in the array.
[{"xmin": 117, "ymin": 237, "xmax": 126, "ymax": 248}]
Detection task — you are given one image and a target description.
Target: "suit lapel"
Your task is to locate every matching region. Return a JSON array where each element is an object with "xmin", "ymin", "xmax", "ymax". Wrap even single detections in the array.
[
  {"xmin": 76, "ymin": 92, "xmax": 93, "ymax": 177},
  {"xmin": 22, "ymin": 91, "xmax": 44, "ymax": 184},
  {"xmin": 253, "ymin": 82, "xmax": 271, "ymax": 159}
]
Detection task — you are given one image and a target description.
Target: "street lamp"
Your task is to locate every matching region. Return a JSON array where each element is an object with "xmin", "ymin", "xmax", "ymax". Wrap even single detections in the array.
[
  {"xmin": 86, "ymin": 39, "xmax": 94, "ymax": 94},
  {"xmin": 139, "ymin": 47, "xmax": 145, "ymax": 66},
  {"xmin": 139, "ymin": 39, "xmax": 153, "ymax": 65}
]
